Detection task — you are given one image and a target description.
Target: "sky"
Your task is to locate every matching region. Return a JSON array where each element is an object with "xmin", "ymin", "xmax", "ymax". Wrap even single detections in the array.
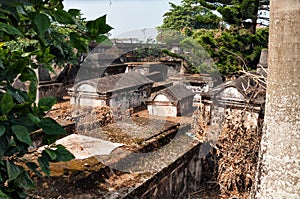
[{"xmin": 63, "ymin": 0, "xmax": 181, "ymax": 36}]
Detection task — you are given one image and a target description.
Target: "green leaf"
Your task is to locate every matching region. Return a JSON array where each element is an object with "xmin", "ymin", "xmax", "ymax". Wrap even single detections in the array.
[
  {"xmin": 42, "ymin": 134, "xmax": 59, "ymax": 145},
  {"xmin": 69, "ymin": 32, "xmax": 88, "ymax": 53},
  {"xmin": 41, "ymin": 47, "xmax": 56, "ymax": 65},
  {"xmin": 21, "ymin": 52, "xmax": 31, "ymax": 57},
  {"xmin": 54, "ymin": 9, "xmax": 74, "ymax": 24},
  {"xmin": 0, "ymin": 22, "xmax": 23, "ymax": 36},
  {"xmin": 10, "ymin": 117, "xmax": 36, "ymax": 133},
  {"xmin": 26, "ymin": 162, "xmax": 42, "ymax": 177},
  {"xmin": 50, "ymin": 0, "xmax": 63, "ymax": 9},
  {"xmin": 28, "ymin": 80, "xmax": 37, "ymax": 102},
  {"xmin": 68, "ymin": 9, "xmax": 81, "ymax": 17},
  {"xmin": 38, "ymin": 97, "xmax": 56, "ymax": 112},
  {"xmin": 96, "ymin": 35, "xmax": 109, "ymax": 44},
  {"xmin": 0, "ymin": 136, "xmax": 9, "ymax": 157},
  {"xmin": 0, "ymin": 189, "xmax": 9, "ymax": 199},
  {"xmin": 6, "ymin": 160, "xmax": 22, "ymax": 182},
  {"xmin": 34, "ymin": 13, "xmax": 50, "ymax": 35},
  {"xmin": 14, "ymin": 171, "xmax": 35, "ymax": 190},
  {"xmin": 38, "ymin": 155, "xmax": 50, "ymax": 176},
  {"xmin": 16, "ymin": 6, "xmax": 26, "ymax": 16},
  {"xmin": 0, "ymin": 125, "xmax": 5, "ymax": 137},
  {"xmin": 53, "ymin": 145, "xmax": 74, "ymax": 162},
  {"xmin": 7, "ymin": 87, "xmax": 27, "ymax": 103},
  {"xmin": 19, "ymin": 67, "xmax": 37, "ymax": 82},
  {"xmin": 86, "ymin": 15, "xmax": 113, "ymax": 38},
  {"xmin": 11, "ymin": 125, "xmax": 33, "ymax": 146},
  {"xmin": 28, "ymin": 113, "xmax": 40, "ymax": 124},
  {"xmin": 1, "ymin": 92, "xmax": 14, "ymax": 114},
  {"xmin": 45, "ymin": 148, "xmax": 57, "ymax": 160},
  {"xmin": 0, "ymin": 60, "xmax": 4, "ymax": 69},
  {"xmin": 38, "ymin": 117, "xmax": 66, "ymax": 135}
]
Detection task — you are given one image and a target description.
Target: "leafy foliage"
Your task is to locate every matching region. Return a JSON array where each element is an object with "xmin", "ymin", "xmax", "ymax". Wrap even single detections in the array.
[
  {"xmin": 0, "ymin": 0, "xmax": 112, "ymax": 198},
  {"xmin": 161, "ymin": 1, "xmax": 222, "ymax": 31},
  {"xmin": 198, "ymin": 0, "xmax": 261, "ymax": 33},
  {"xmin": 192, "ymin": 27, "xmax": 269, "ymax": 74},
  {"xmin": 160, "ymin": 0, "xmax": 269, "ymax": 75},
  {"xmin": 161, "ymin": 0, "xmax": 264, "ymax": 33}
]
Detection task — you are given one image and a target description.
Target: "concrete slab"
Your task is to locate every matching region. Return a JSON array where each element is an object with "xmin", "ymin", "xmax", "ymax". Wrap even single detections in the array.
[
  {"xmin": 54, "ymin": 134, "xmax": 124, "ymax": 159},
  {"xmin": 77, "ymin": 117, "xmax": 179, "ymax": 147}
]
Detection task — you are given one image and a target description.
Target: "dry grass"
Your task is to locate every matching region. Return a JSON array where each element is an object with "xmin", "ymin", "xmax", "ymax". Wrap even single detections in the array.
[{"xmin": 191, "ymin": 105, "xmax": 263, "ymax": 199}]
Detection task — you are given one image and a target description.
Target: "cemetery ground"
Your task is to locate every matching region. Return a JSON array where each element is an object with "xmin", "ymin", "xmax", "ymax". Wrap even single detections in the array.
[
  {"xmin": 28, "ymin": 95, "xmax": 263, "ymax": 199},
  {"xmin": 26, "ymin": 42, "xmax": 267, "ymax": 199}
]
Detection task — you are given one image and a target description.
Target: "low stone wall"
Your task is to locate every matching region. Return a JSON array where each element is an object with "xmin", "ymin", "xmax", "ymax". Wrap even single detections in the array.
[{"xmin": 124, "ymin": 139, "xmax": 202, "ymax": 198}]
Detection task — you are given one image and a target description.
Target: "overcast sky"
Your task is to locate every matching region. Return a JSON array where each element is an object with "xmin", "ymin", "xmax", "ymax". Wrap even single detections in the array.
[{"xmin": 63, "ymin": 0, "xmax": 181, "ymax": 36}]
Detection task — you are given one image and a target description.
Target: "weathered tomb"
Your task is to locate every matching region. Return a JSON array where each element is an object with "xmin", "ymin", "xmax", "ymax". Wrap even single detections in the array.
[
  {"xmin": 30, "ymin": 116, "xmax": 203, "ymax": 199},
  {"xmin": 206, "ymin": 75, "xmax": 266, "ymax": 129},
  {"xmin": 70, "ymin": 72, "xmax": 154, "ymax": 109},
  {"xmin": 81, "ymin": 63, "xmax": 127, "ymax": 81},
  {"xmin": 126, "ymin": 62, "xmax": 168, "ymax": 82},
  {"xmin": 147, "ymin": 84, "xmax": 195, "ymax": 117},
  {"xmin": 77, "ymin": 52, "xmax": 128, "ymax": 82},
  {"xmin": 213, "ymin": 75, "xmax": 266, "ymax": 106},
  {"xmin": 168, "ymin": 74, "xmax": 216, "ymax": 106},
  {"xmin": 12, "ymin": 66, "xmax": 66, "ymax": 100}
]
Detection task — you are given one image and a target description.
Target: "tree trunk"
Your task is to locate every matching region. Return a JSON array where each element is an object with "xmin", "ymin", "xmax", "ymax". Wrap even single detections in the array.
[
  {"xmin": 249, "ymin": 0, "xmax": 260, "ymax": 34},
  {"xmin": 251, "ymin": 0, "xmax": 300, "ymax": 198}
]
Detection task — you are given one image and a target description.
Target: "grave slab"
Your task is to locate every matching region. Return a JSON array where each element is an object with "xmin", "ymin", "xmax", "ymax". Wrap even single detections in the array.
[{"xmin": 54, "ymin": 134, "xmax": 124, "ymax": 159}]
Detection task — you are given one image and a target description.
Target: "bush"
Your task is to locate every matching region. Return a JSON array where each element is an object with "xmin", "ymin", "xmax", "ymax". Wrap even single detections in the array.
[{"xmin": 0, "ymin": 1, "xmax": 112, "ymax": 198}]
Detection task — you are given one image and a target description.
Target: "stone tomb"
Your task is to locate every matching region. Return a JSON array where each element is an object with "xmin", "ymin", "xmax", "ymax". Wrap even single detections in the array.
[
  {"xmin": 147, "ymin": 84, "xmax": 195, "ymax": 117},
  {"xmin": 207, "ymin": 75, "xmax": 266, "ymax": 129},
  {"xmin": 70, "ymin": 72, "xmax": 153, "ymax": 109},
  {"xmin": 12, "ymin": 66, "xmax": 66, "ymax": 100},
  {"xmin": 31, "ymin": 117, "xmax": 203, "ymax": 198},
  {"xmin": 126, "ymin": 62, "xmax": 168, "ymax": 82},
  {"xmin": 168, "ymin": 74, "xmax": 215, "ymax": 106}
]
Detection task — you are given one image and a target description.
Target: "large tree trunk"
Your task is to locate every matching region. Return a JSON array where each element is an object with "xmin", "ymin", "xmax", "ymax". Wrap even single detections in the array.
[{"xmin": 251, "ymin": 0, "xmax": 300, "ymax": 198}]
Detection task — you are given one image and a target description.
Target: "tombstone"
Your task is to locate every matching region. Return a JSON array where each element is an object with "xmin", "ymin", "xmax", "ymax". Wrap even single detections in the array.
[
  {"xmin": 147, "ymin": 84, "xmax": 195, "ymax": 117},
  {"xmin": 12, "ymin": 66, "xmax": 65, "ymax": 101},
  {"xmin": 257, "ymin": 49, "xmax": 268, "ymax": 77},
  {"xmin": 168, "ymin": 74, "xmax": 215, "ymax": 106},
  {"xmin": 206, "ymin": 75, "xmax": 266, "ymax": 130},
  {"xmin": 38, "ymin": 66, "xmax": 51, "ymax": 81},
  {"xmin": 36, "ymin": 66, "xmax": 65, "ymax": 100},
  {"xmin": 127, "ymin": 62, "xmax": 168, "ymax": 82},
  {"xmin": 70, "ymin": 72, "xmax": 153, "ymax": 109}
]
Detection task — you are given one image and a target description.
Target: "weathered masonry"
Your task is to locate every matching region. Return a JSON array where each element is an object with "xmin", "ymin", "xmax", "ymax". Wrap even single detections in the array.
[
  {"xmin": 208, "ymin": 75, "xmax": 266, "ymax": 129},
  {"xmin": 70, "ymin": 72, "xmax": 153, "ymax": 109},
  {"xmin": 126, "ymin": 62, "xmax": 169, "ymax": 82},
  {"xmin": 31, "ymin": 116, "xmax": 204, "ymax": 199},
  {"xmin": 12, "ymin": 66, "xmax": 66, "ymax": 100},
  {"xmin": 167, "ymin": 74, "xmax": 215, "ymax": 106},
  {"xmin": 147, "ymin": 84, "xmax": 195, "ymax": 117}
]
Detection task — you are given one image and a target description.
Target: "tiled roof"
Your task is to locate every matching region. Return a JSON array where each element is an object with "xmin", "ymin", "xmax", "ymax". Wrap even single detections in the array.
[
  {"xmin": 151, "ymin": 84, "xmax": 195, "ymax": 102},
  {"xmin": 75, "ymin": 72, "xmax": 153, "ymax": 94},
  {"xmin": 211, "ymin": 74, "xmax": 266, "ymax": 104}
]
